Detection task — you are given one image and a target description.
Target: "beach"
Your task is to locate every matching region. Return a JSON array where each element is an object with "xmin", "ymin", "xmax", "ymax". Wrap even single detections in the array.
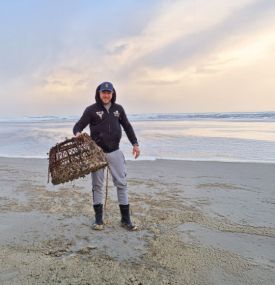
[
  {"xmin": 2, "ymin": 0, "xmax": 275, "ymax": 281},
  {"xmin": 1, "ymin": 157, "xmax": 274, "ymax": 284}
]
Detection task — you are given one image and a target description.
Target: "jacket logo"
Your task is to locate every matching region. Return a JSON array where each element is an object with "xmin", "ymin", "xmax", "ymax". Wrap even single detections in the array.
[
  {"xmin": 96, "ymin": 111, "xmax": 104, "ymax": 119},
  {"xmin": 113, "ymin": 110, "xmax": 120, "ymax": 117}
]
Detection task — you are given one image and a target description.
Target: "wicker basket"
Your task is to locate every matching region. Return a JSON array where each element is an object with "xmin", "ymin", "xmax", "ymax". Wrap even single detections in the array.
[{"xmin": 48, "ymin": 133, "xmax": 108, "ymax": 185}]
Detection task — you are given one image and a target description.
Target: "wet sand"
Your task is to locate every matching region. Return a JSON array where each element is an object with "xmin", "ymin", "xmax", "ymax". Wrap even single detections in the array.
[{"xmin": 0, "ymin": 157, "xmax": 275, "ymax": 284}]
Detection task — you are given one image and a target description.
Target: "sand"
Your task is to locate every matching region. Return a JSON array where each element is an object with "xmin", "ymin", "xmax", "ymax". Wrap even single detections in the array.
[{"xmin": 0, "ymin": 157, "xmax": 275, "ymax": 284}]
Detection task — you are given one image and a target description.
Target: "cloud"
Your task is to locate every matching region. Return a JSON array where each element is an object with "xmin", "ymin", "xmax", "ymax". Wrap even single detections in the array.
[
  {"xmin": 1, "ymin": 0, "xmax": 275, "ymax": 116},
  {"xmin": 142, "ymin": 0, "xmax": 275, "ymax": 68},
  {"xmin": 102, "ymin": 0, "xmax": 275, "ymax": 85}
]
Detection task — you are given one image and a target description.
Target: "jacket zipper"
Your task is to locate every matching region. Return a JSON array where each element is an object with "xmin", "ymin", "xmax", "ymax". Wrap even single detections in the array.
[
  {"xmin": 108, "ymin": 106, "xmax": 111, "ymax": 135},
  {"xmin": 104, "ymin": 105, "xmax": 111, "ymax": 136}
]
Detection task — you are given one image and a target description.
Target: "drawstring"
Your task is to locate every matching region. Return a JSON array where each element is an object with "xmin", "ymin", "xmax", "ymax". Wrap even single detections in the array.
[
  {"xmin": 103, "ymin": 167, "xmax": 109, "ymax": 224},
  {"xmin": 104, "ymin": 167, "xmax": 109, "ymax": 210},
  {"xmin": 47, "ymin": 165, "xmax": 50, "ymax": 183}
]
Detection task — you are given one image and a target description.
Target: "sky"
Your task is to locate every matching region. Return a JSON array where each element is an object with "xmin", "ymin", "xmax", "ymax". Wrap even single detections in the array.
[{"xmin": 0, "ymin": 0, "xmax": 275, "ymax": 117}]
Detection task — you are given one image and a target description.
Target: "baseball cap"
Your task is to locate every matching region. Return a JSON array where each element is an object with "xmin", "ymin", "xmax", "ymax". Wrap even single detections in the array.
[{"xmin": 99, "ymin": 81, "xmax": 114, "ymax": 92}]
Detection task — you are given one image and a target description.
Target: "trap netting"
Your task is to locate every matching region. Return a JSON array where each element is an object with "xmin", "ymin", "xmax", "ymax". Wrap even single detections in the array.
[{"xmin": 48, "ymin": 133, "xmax": 108, "ymax": 185}]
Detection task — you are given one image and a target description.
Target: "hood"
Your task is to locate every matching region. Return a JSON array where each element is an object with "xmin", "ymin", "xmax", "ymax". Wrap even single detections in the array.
[{"xmin": 95, "ymin": 84, "xmax": 116, "ymax": 105}]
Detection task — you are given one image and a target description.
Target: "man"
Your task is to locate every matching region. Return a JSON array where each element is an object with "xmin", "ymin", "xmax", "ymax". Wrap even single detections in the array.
[{"xmin": 73, "ymin": 81, "xmax": 140, "ymax": 231}]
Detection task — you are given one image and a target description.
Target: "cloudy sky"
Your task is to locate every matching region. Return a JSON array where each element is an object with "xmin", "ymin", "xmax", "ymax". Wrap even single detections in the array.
[{"xmin": 0, "ymin": 0, "xmax": 275, "ymax": 117}]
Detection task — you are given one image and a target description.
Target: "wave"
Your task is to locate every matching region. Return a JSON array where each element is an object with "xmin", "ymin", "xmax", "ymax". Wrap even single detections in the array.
[
  {"xmin": 1, "ymin": 154, "xmax": 274, "ymax": 164},
  {"xmin": 129, "ymin": 111, "xmax": 275, "ymax": 122},
  {"xmin": 1, "ymin": 111, "xmax": 275, "ymax": 123},
  {"xmin": 0, "ymin": 115, "xmax": 79, "ymax": 123}
]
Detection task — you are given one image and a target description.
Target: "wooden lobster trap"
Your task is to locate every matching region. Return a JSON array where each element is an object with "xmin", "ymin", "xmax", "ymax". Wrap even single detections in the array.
[{"xmin": 48, "ymin": 133, "xmax": 108, "ymax": 185}]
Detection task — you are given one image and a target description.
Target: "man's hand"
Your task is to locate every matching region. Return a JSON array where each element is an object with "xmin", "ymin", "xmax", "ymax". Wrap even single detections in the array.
[
  {"xmin": 133, "ymin": 144, "xmax": 140, "ymax": 159},
  {"xmin": 75, "ymin": 132, "xmax": 82, "ymax": 137}
]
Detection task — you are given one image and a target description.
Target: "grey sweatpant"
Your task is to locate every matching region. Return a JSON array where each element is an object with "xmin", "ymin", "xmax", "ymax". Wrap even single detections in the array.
[{"xmin": 91, "ymin": 149, "xmax": 128, "ymax": 205}]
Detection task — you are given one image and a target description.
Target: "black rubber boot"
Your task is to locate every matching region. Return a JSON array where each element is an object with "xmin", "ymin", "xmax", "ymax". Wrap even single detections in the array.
[
  {"xmin": 119, "ymin": 204, "xmax": 138, "ymax": 231},
  {"xmin": 92, "ymin": 204, "xmax": 104, "ymax": 230}
]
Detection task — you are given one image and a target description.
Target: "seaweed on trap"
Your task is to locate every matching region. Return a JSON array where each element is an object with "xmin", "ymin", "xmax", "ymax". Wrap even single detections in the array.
[{"xmin": 48, "ymin": 133, "xmax": 108, "ymax": 185}]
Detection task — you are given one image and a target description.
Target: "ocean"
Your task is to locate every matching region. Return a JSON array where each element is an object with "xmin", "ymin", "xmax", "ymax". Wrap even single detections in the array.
[{"xmin": 0, "ymin": 111, "xmax": 275, "ymax": 163}]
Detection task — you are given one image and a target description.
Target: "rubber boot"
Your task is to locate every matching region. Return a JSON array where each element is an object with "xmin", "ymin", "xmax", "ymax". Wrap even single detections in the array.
[
  {"xmin": 119, "ymin": 204, "xmax": 138, "ymax": 231},
  {"xmin": 92, "ymin": 204, "xmax": 104, "ymax": 230}
]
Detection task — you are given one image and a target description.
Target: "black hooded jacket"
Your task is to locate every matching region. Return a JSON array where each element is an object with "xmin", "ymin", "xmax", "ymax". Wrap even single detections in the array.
[{"xmin": 73, "ymin": 85, "xmax": 138, "ymax": 153}]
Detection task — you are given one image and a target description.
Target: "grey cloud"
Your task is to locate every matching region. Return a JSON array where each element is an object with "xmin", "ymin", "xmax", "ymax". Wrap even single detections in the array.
[
  {"xmin": 106, "ymin": 44, "xmax": 129, "ymax": 55},
  {"xmin": 0, "ymin": 1, "xmax": 160, "ymax": 83}
]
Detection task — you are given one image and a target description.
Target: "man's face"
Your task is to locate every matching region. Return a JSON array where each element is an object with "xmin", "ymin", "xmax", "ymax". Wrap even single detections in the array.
[{"xmin": 99, "ymin": 90, "xmax": 113, "ymax": 105}]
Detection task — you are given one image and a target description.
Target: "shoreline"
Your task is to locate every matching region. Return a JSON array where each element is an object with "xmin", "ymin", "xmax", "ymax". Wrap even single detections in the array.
[{"xmin": 1, "ymin": 155, "xmax": 275, "ymax": 165}]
